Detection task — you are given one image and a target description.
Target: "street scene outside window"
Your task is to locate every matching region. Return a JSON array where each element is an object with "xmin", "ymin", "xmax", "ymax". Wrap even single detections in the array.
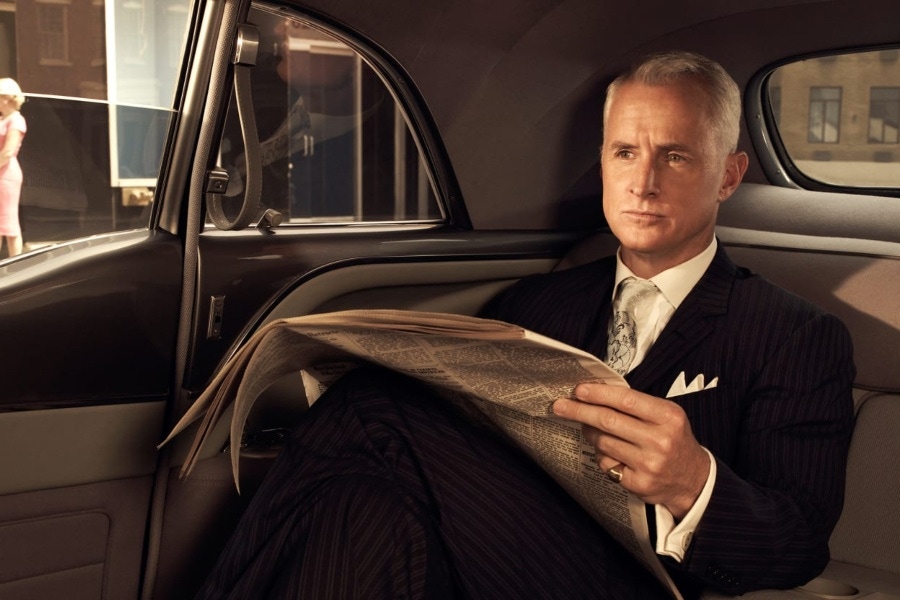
[
  {"xmin": 0, "ymin": 0, "xmax": 442, "ymax": 263},
  {"xmin": 768, "ymin": 48, "xmax": 900, "ymax": 188},
  {"xmin": 0, "ymin": 0, "xmax": 191, "ymax": 261}
]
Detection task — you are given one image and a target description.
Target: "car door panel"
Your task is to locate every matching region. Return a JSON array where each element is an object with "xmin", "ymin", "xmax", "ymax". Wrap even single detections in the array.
[
  {"xmin": 0, "ymin": 476, "xmax": 153, "ymax": 600},
  {"xmin": 0, "ymin": 232, "xmax": 182, "ymax": 408},
  {"xmin": 181, "ymin": 245, "xmax": 573, "ymax": 453},
  {"xmin": 185, "ymin": 230, "xmax": 582, "ymax": 389},
  {"xmin": 0, "ymin": 233, "xmax": 182, "ymax": 600},
  {"xmin": 0, "ymin": 402, "xmax": 164, "ymax": 496}
]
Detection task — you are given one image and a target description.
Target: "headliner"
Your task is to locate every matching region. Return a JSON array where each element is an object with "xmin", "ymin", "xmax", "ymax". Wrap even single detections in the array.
[{"xmin": 285, "ymin": 0, "xmax": 899, "ymax": 229}]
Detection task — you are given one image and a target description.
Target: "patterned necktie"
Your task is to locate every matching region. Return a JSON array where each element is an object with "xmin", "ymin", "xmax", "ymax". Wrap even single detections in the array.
[{"xmin": 606, "ymin": 277, "xmax": 659, "ymax": 375}]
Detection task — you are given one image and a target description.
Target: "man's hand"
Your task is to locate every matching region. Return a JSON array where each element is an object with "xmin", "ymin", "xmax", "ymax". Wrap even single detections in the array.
[{"xmin": 553, "ymin": 382, "xmax": 710, "ymax": 519}]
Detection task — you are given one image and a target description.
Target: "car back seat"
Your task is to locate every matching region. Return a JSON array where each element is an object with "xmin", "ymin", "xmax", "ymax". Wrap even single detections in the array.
[
  {"xmin": 157, "ymin": 183, "xmax": 899, "ymax": 600},
  {"xmin": 561, "ymin": 182, "xmax": 900, "ymax": 599}
]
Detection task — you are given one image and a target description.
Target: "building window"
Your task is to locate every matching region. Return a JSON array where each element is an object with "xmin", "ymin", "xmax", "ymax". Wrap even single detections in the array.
[
  {"xmin": 868, "ymin": 87, "xmax": 900, "ymax": 144},
  {"xmin": 879, "ymin": 49, "xmax": 899, "ymax": 63},
  {"xmin": 91, "ymin": 1, "xmax": 105, "ymax": 66},
  {"xmin": 37, "ymin": 2, "xmax": 69, "ymax": 64},
  {"xmin": 808, "ymin": 86, "xmax": 841, "ymax": 143}
]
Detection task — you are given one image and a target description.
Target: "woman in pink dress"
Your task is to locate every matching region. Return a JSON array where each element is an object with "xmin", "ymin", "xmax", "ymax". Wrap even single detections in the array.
[{"xmin": 0, "ymin": 78, "xmax": 26, "ymax": 258}]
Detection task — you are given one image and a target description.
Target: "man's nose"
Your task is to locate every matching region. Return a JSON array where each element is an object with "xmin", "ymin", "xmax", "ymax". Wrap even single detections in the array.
[{"xmin": 630, "ymin": 158, "xmax": 660, "ymax": 198}]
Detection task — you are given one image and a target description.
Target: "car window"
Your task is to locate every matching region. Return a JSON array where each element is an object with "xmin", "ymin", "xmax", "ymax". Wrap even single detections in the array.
[
  {"xmin": 211, "ymin": 5, "xmax": 442, "ymax": 227},
  {"xmin": 0, "ymin": 0, "xmax": 192, "ymax": 262},
  {"xmin": 766, "ymin": 48, "xmax": 900, "ymax": 189}
]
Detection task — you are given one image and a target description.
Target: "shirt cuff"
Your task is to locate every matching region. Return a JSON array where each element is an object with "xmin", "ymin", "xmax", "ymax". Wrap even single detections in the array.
[{"xmin": 654, "ymin": 447, "xmax": 716, "ymax": 562}]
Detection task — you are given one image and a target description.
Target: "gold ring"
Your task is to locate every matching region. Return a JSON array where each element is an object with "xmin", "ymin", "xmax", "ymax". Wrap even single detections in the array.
[{"xmin": 607, "ymin": 463, "xmax": 625, "ymax": 484}]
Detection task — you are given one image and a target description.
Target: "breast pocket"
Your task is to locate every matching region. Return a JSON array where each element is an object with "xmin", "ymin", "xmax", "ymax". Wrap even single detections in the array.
[{"xmin": 674, "ymin": 385, "xmax": 743, "ymax": 459}]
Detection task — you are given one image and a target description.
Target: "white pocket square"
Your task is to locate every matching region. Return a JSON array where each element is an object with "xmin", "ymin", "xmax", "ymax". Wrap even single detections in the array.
[{"xmin": 666, "ymin": 371, "xmax": 718, "ymax": 398}]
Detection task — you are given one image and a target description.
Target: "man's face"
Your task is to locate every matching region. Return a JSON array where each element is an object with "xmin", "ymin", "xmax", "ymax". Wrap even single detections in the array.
[{"xmin": 600, "ymin": 80, "xmax": 747, "ymax": 277}]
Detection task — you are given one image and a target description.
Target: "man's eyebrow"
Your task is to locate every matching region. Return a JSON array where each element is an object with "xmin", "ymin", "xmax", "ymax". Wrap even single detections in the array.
[
  {"xmin": 603, "ymin": 140, "xmax": 635, "ymax": 151},
  {"xmin": 658, "ymin": 143, "xmax": 694, "ymax": 154},
  {"xmin": 602, "ymin": 141, "xmax": 695, "ymax": 153}
]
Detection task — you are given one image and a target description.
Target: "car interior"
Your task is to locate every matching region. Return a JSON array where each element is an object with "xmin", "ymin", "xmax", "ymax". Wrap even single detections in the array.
[{"xmin": 0, "ymin": 0, "xmax": 898, "ymax": 599}]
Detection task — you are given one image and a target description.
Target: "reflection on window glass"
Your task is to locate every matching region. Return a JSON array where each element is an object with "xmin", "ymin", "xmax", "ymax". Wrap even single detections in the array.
[
  {"xmin": 114, "ymin": 105, "xmax": 171, "ymax": 181},
  {"xmin": 214, "ymin": 6, "xmax": 442, "ymax": 226},
  {"xmin": 767, "ymin": 49, "xmax": 900, "ymax": 188}
]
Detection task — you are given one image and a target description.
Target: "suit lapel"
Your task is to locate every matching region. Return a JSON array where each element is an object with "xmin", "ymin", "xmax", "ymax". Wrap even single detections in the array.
[
  {"xmin": 625, "ymin": 245, "xmax": 737, "ymax": 391},
  {"xmin": 580, "ymin": 261, "xmax": 617, "ymax": 359}
]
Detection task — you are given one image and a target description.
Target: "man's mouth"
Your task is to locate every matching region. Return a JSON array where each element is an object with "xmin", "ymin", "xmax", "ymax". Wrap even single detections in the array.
[{"xmin": 623, "ymin": 209, "xmax": 665, "ymax": 221}]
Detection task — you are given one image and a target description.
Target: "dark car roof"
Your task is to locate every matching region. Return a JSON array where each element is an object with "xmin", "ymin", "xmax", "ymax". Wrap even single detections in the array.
[{"xmin": 286, "ymin": 0, "xmax": 899, "ymax": 230}]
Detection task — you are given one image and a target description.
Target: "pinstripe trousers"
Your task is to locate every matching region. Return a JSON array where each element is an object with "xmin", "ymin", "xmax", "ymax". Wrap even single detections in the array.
[{"xmin": 196, "ymin": 366, "xmax": 669, "ymax": 599}]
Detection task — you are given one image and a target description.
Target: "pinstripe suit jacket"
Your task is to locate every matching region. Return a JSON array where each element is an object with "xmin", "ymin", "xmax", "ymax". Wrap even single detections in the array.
[{"xmin": 481, "ymin": 243, "xmax": 855, "ymax": 596}]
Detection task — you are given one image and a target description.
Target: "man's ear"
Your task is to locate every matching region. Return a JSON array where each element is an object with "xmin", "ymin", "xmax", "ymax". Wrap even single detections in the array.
[{"xmin": 717, "ymin": 151, "xmax": 749, "ymax": 202}]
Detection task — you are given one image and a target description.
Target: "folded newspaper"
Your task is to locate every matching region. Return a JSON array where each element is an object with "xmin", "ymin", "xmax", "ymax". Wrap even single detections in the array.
[{"xmin": 160, "ymin": 309, "xmax": 682, "ymax": 599}]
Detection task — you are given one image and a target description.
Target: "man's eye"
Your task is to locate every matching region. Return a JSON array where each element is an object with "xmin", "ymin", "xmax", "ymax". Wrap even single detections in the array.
[
  {"xmin": 666, "ymin": 153, "xmax": 685, "ymax": 163},
  {"xmin": 616, "ymin": 150, "xmax": 634, "ymax": 159}
]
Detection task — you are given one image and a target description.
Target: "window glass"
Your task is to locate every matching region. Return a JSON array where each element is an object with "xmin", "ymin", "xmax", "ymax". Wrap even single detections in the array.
[
  {"xmin": 213, "ymin": 5, "xmax": 442, "ymax": 226},
  {"xmin": 767, "ymin": 49, "xmax": 900, "ymax": 188},
  {"xmin": 807, "ymin": 87, "xmax": 842, "ymax": 143},
  {"xmin": 868, "ymin": 87, "xmax": 900, "ymax": 144},
  {"xmin": 1, "ymin": 0, "xmax": 191, "ymax": 262}
]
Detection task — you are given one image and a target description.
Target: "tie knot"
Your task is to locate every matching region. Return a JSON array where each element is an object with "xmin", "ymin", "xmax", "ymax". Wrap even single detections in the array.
[
  {"xmin": 616, "ymin": 277, "xmax": 658, "ymax": 309},
  {"xmin": 606, "ymin": 277, "xmax": 659, "ymax": 375}
]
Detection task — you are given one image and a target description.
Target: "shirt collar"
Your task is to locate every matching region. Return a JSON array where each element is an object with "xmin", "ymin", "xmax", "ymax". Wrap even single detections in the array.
[{"xmin": 613, "ymin": 238, "xmax": 717, "ymax": 310}]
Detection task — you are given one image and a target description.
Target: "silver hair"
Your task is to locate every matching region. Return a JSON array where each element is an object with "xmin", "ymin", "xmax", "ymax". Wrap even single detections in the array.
[{"xmin": 603, "ymin": 51, "xmax": 742, "ymax": 153}]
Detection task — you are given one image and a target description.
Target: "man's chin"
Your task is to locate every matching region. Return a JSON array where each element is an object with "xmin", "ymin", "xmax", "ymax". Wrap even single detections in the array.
[{"xmin": 610, "ymin": 230, "xmax": 668, "ymax": 254}]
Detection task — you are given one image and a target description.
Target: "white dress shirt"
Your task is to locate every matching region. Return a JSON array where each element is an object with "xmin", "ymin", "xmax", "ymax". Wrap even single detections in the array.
[{"xmin": 611, "ymin": 239, "xmax": 718, "ymax": 562}]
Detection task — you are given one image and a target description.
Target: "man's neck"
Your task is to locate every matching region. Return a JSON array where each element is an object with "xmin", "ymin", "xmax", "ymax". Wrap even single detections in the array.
[
  {"xmin": 619, "ymin": 238, "xmax": 716, "ymax": 279},
  {"xmin": 615, "ymin": 239, "xmax": 718, "ymax": 310}
]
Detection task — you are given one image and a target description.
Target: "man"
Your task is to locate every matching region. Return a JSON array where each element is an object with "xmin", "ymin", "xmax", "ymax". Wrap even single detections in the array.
[{"xmin": 197, "ymin": 51, "xmax": 854, "ymax": 599}]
